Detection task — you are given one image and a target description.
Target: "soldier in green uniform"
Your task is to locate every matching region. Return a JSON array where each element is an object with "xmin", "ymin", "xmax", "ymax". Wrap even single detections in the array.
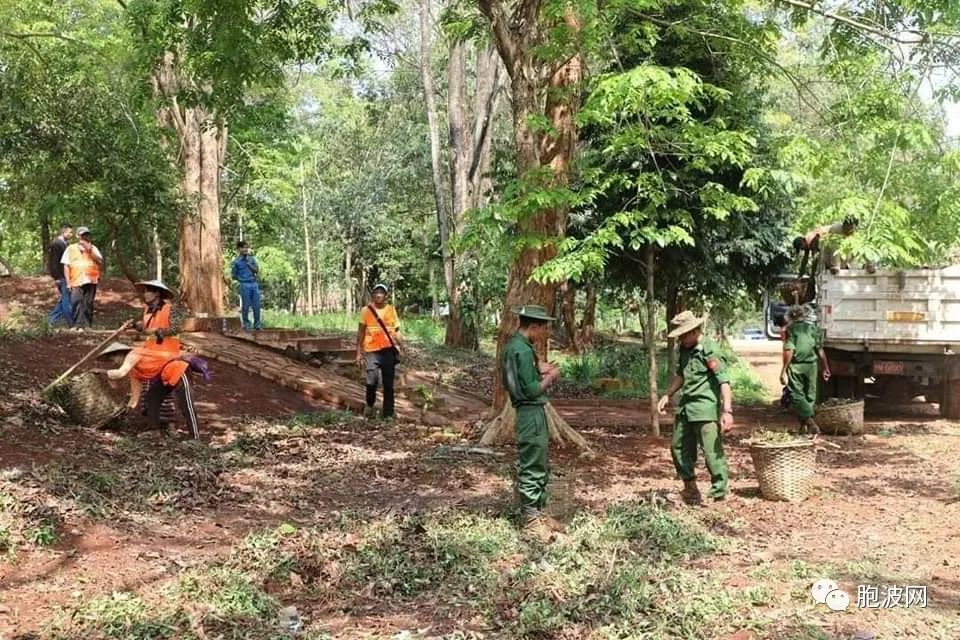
[
  {"xmin": 658, "ymin": 311, "xmax": 734, "ymax": 505},
  {"xmin": 500, "ymin": 304, "xmax": 562, "ymax": 534},
  {"xmin": 780, "ymin": 304, "xmax": 831, "ymax": 436}
]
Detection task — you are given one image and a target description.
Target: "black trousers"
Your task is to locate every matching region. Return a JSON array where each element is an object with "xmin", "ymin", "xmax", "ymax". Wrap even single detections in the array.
[
  {"xmin": 144, "ymin": 376, "xmax": 200, "ymax": 439},
  {"xmin": 70, "ymin": 283, "xmax": 97, "ymax": 328},
  {"xmin": 364, "ymin": 348, "xmax": 396, "ymax": 418}
]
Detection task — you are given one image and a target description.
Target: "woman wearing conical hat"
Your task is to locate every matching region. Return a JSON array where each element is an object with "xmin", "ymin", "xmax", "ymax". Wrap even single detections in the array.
[
  {"xmin": 131, "ymin": 279, "xmax": 183, "ymax": 431},
  {"xmin": 132, "ymin": 279, "xmax": 181, "ymax": 335}
]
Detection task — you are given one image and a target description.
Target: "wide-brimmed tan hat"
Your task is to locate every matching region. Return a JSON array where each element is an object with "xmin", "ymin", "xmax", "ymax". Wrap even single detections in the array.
[
  {"xmin": 667, "ymin": 310, "xmax": 708, "ymax": 338},
  {"xmin": 135, "ymin": 279, "xmax": 175, "ymax": 299}
]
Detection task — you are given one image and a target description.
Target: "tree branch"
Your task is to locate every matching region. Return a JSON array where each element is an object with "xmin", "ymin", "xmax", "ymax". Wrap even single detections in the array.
[
  {"xmin": 476, "ymin": 0, "xmax": 517, "ymax": 73},
  {"xmin": 631, "ymin": 12, "xmax": 834, "ymax": 121},
  {"xmin": 776, "ymin": 0, "xmax": 959, "ymax": 46},
  {"xmin": 0, "ymin": 31, "xmax": 109, "ymax": 58}
]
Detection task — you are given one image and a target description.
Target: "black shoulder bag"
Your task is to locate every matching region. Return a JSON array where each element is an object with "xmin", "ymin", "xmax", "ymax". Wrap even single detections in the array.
[{"xmin": 367, "ymin": 304, "xmax": 400, "ymax": 363}]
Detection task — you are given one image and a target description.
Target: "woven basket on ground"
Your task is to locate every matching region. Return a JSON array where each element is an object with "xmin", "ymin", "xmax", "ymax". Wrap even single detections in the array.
[
  {"xmin": 545, "ymin": 470, "xmax": 575, "ymax": 520},
  {"xmin": 749, "ymin": 440, "xmax": 816, "ymax": 502},
  {"xmin": 50, "ymin": 372, "xmax": 126, "ymax": 428},
  {"xmin": 815, "ymin": 399, "xmax": 864, "ymax": 435}
]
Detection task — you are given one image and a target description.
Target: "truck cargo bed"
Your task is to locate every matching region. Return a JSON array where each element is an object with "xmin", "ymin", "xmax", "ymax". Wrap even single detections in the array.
[{"xmin": 820, "ymin": 266, "xmax": 960, "ymax": 353}]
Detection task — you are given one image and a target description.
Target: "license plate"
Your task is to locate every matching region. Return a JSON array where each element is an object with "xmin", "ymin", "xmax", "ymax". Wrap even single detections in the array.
[
  {"xmin": 873, "ymin": 360, "xmax": 905, "ymax": 375},
  {"xmin": 886, "ymin": 311, "xmax": 925, "ymax": 322}
]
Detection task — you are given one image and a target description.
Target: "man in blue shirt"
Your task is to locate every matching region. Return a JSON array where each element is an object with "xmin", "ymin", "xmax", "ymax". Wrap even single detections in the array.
[{"xmin": 231, "ymin": 240, "xmax": 263, "ymax": 330}]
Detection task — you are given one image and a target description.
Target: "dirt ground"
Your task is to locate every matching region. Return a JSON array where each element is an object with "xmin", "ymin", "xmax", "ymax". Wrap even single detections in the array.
[{"xmin": 1, "ymin": 277, "xmax": 959, "ymax": 638}]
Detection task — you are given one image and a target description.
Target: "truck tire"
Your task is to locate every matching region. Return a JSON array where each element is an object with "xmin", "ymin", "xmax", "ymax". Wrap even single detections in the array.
[{"xmin": 940, "ymin": 380, "xmax": 960, "ymax": 420}]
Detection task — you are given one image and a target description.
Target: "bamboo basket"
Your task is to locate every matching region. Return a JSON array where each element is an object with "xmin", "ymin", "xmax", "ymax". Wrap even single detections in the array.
[
  {"xmin": 749, "ymin": 440, "xmax": 816, "ymax": 502},
  {"xmin": 545, "ymin": 469, "xmax": 575, "ymax": 520},
  {"xmin": 50, "ymin": 372, "xmax": 126, "ymax": 428},
  {"xmin": 815, "ymin": 399, "xmax": 864, "ymax": 435}
]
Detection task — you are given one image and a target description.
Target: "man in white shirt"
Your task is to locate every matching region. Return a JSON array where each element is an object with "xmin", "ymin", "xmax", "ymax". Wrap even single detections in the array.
[{"xmin": 61, "ymin": 226, "xmax": 104, "ymax": 329}]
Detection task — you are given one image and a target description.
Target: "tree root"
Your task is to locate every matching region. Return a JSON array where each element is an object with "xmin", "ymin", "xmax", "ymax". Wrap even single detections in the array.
[{"xmin": 479, "ymin": 402, "xmax": 594, "ymax": 455}]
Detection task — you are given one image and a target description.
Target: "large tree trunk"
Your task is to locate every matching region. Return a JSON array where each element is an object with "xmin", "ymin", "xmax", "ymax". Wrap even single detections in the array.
[
  {"xmin": 177, "ymin": 110, "xmax": 225, "ymax": 315},
  {"xmin": 153, "ymin": 51, "xmax": 225, "ymax": 316},
  {"xmin": 477, "ymin": 0, "xmax": 586, "ymax": 450},
  {"xmin": 491, "ymin": 32, "xmax": 583, "ymax": 411},
  {"xmin": 443, "ymin": 42, "xmax": 501, "ymax": 350},
  {"xmin": 646, "ymin": 244, "xmax": 660, "ymax": 437}
]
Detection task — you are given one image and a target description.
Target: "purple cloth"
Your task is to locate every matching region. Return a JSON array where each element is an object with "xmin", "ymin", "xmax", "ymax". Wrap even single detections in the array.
[{"xmin": 183, "ymin": 355, "xmax": 212, "ymax": 383}]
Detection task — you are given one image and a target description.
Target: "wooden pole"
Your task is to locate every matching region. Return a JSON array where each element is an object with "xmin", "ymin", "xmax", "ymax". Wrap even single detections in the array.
[{"xmin": 41, "ymin": 320, "xmax": 132, "ymax": 395}]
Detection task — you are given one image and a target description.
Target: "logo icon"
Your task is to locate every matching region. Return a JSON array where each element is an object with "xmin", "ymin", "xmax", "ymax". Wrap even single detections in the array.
[
  {"xmin": 811, "ymin": 578, "xmax": 850, "ymax": 613},
  {"xmin": 811, "ymin": 578, "xmax": 839, "ymax": 605},
  {"xmin": 826, "ymin": 589, "xmax": 851, "ymax": 612}
]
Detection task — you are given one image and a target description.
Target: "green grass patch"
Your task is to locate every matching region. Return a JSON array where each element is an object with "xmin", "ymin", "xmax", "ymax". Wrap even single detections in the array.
[
  {"xmin": 554, "ymin": 345, "xmax": 672, "ymax": 398},
  {"xmin": 0, "ymin": 307, "xmax": 55, "ymax": 341},
  {"xmin": 264, "ymin": 310, "xmax": 445, "ymax": 346},
  {"xmin": 45, "ymin": 502, "xmax": 774, "ymax": 639},
  {"xmin": 177, "ymin": 566, "xmax": 278, "ymax": 620},
  {"xmin": 554, "ymin": 343, "xmax": 771, "ymax": 405}
]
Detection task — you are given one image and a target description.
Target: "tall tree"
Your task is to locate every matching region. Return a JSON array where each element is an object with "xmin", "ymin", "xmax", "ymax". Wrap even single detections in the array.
[
  {"xmin": 475, "ymin": 0, "xmax": 585, "ymax": 410},
  {"xmin": 122, "ymin": 0, "xmax": 391, "ymax": 314}
]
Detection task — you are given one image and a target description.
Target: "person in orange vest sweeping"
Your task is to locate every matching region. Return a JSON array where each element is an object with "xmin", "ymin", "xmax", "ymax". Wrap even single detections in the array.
[
  {"xmin": 91, "ymin": 336, "xmax": 209, "ymax": 439},
  {"xmin": 60, "ymin": 226, "xmax": 103, "ymax": 330},
  {"xmin": 131, "ymin": 279, "xmax": 185, "ymax": 430}
]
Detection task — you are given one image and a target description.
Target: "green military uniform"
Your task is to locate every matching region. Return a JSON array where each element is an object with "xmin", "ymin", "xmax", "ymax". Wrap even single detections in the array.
[
  {"xmin": 501, "ymin": 331, "xmax": 550, "ymax": 519},
  {"xmin": 784, "ymin": 319, "xmax": 820, "ymax": 420},
  {"xmin": 672, "ymin": 340, "xmax": 730, "ymax": 499}
]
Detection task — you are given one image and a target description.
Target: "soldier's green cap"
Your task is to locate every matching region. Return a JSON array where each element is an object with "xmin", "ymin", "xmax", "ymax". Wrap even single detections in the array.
[{"xmin": 512, "ymin": 304, "xmax": 555, "ymax": 321}]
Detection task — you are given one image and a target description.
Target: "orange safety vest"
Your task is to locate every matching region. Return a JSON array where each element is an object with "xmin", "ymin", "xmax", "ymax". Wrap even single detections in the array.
[
  {"xmin": 143, "ymin": 301, "xmax": 172, "ymax": 331},
  {"xmin": 64, "ymin": 244, "xmax": 101, "ymax": 288},
  {"xmin": 359, "ymin": 304, "xmax": 399, "ymax": 353},
  {"xmin": 131, "ymin": 338, "xmax": 188, "ymax": 386}
]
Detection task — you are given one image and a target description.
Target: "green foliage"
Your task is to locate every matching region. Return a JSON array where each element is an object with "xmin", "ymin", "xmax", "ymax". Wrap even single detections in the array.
[
  {"xmin": 264, "ymin": 310, "xmax": 444, "ymax": 346},
  {"xmin": 0, "ymin": 0, "xmax": 181, "ymax": 276},
  {"xmin": 556, "ymin": 346, "xmax": 672, "ymax": 397},
  {"xmin": 68, "ymin": 592, "xmax": 177, "ymax": 640},
  {"xmin": 555, "ymin": 342, "xmax": 768, "ymax": 403},
  {"xmin": 177, "ymin": 566, "xmax": 277, "ymax": 620},
  {"xmin": 768, "ymin": 33, "xmax": 960, "ymax": 268},
  {"xmin": 27, "ymin": 520, "xmax": 58, "ymax": 547}
]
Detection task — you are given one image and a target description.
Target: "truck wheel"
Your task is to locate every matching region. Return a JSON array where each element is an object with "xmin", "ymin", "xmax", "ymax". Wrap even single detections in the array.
[{"xmin": 940, "ymin": 380, "xmax": 960, "ymax": 420}]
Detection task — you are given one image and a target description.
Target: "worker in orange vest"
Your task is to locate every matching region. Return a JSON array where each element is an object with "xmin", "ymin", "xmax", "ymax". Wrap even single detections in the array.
[
  {"xmin": 132, "ymin": 279, "xmax": 183, "ymax": 428},
  {"xmin": 92, "ymin": 337, "xmax": 203, "ymax": 439},
  {"xmin": 60, "ymin": 226, "xmax": 103, "ymax": 330},
  {"xmin": 355, "ymin": 283, "xmax": 403, "ymax": 420}
]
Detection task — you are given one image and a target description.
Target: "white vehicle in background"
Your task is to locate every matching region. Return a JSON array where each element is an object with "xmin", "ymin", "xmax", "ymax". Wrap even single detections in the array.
[{"xmin": 765, "ymin": 266, "xmax": 960, "ymax": 418}]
